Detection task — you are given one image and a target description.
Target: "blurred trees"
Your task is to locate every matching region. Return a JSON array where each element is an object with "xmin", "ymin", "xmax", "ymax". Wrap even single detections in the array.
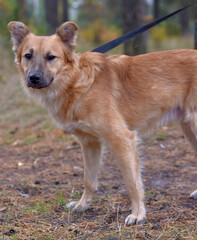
[
  {"xmin": 180, "ymin": 8, "xmax": 190, "ymax": 36},
  {"xmin": 121, "ymin": 0, "xmax": 147, "ymax": 55},
  {"xmin": 153, "ymin": 0, "xmax": 160, "ymax": 19},
  {"xmin": 0, "ymin": 0, "xmax": 69, "ymax": 38},
  {"xmin": 195, "ymin": 0, "xmax": 197, "ymax": 49},
  {"xmin": 45, "ymin": 0, "xmax": 58, "ymax": 34},
  {"xmin": 17, "ymin": 0, "xmax": 26, "ymax": 21},
  {"xmin": 0, "ymin": 0, "xmax": 20, "ymax": 37},
  {"xmin": 45, "ymin": 0, "xmax": 69, "ymax": 34},
  {"xmin": 62, "ymin": 0, "xmax": 69, "ymax": 22},
  {"xmin": 0, "ymin": 0, "xmax": 195, "ymax": 51},
  {"xmin": 77, "ymin": 0, "xmax": 121, "ymax": 44},
  {"xmin": 179, "ymin": 0, "xmax": 190, "ymax": 37},
  {"xmin": 159, "ymin": 0, "xmax": 191, "ymax": 37}
]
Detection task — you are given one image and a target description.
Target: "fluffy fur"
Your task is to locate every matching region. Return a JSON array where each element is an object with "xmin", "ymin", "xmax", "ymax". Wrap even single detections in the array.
[{"xmin": 8, "ymin": 21, "xmax": 197, "ymax": 225}]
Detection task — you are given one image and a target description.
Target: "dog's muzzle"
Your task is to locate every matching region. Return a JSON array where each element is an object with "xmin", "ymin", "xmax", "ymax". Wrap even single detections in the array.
[{"xmin": 26, "ymin": 72, "xmax": 54, "ymax": 89}]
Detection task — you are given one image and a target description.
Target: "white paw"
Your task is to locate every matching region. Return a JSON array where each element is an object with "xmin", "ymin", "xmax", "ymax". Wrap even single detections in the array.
[
  {"xmin": 66, "ymin": 201, "xmax": 78, "ymax": 210},
  {"xmin": 190, "ymin": 190, "xmax": 197, "ymax": 200},
  {"xmin": 125, "ymin": 213, "xmax": 145, "ymax": 225},
  {"xmin": 66, "ymin": 200, "xmax": 90, "ymax": 212}
]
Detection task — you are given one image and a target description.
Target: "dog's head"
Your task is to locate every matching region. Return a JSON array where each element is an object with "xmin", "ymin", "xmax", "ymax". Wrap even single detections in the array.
[{"xmin": 8, "ymin": 21, "xmax": 78, "ymax": 90}]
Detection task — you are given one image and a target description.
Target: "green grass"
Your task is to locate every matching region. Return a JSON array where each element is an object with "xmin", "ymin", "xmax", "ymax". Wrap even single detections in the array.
[
  {"xmin": 55, "ymin": 190, "xmax": 65, "ymax": 207},
  {"xmin": 145, "ymin": 189, "xmax": 154, "ymax": 196},
  {"xmin": 156, "ymin": 132, "xmax": 168, "ymax": 141},
  {"xmin": 22, "ymin": 135, "xmax": 40, "ymax": 146},
  {"xmin": 23, "ymin": 192, "xmax": 67, "ymax": 217},
  {"xmin": 24, "ymin": 201, "xmax": 51, "ymax": 217},
  {"xmin": 4, "ymin": 207, "xmax": 11, "ymax": 224}
]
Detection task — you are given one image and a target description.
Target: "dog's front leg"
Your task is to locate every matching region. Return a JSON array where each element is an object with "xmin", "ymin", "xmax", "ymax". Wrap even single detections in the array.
[
  {"xmin": 66, "ymin": 136, "xmax": 102, "ymax": 211},
  {"xmin": 108, "ymin": 130, "xmax": 146, "ymax": 225}
]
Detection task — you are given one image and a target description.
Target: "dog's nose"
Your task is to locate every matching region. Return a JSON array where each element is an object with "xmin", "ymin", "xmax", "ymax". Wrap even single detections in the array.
[{"xmin": 29, "ymin": 73, "xmax": 41, "ymax": 84}]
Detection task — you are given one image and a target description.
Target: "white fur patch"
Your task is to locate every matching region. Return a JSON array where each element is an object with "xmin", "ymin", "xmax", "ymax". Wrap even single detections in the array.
[{"xmin": 190, "ymin": 190, "xmax": 197, "ymax": 199}]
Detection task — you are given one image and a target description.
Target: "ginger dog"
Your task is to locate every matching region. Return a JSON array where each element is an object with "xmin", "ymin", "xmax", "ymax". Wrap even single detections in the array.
[{"xmin": 8, "ymin": 21, "xmax": 197, "ymax": 225}]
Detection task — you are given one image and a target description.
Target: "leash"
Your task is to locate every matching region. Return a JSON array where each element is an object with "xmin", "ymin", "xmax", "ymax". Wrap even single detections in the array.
[{"xmin": 91, "ymin": 4, "xmax": 192, "ymax": 54}]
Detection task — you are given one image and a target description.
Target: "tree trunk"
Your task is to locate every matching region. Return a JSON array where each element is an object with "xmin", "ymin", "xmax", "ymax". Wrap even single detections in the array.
[
  {"xmin": 121, "ymin": 0, "xmax": 147, "ymax": 56},
  {"xmin": 153, "ymin": 0, "xmax": 159, "ymax": 19},
  {"xmin": 45, "ymin": 0, "xmax": 58, "ymax": 34},
  {"xmin": 195, "ymin": 0, "xmax": 197, "ymax": 49},
  {"xmin": 62, "ymin": 0, "xmax": 69, "ymax": 22},
  {"xmin": 17, "ymin": 0, "xmax": 26, "ymax": 21},
  {"xmin": 180, "ymin": 8, "xmax": 190, "ymax": 37}
]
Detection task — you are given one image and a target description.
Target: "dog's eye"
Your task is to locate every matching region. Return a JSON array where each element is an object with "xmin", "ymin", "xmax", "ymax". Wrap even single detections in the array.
[
  {"xmin": 46, "ymin": 55, "xmax": 56, "ymax": 61},
  {"xmin": 24, "ymin": 53, "xmax": 32, "ymax": 60}
]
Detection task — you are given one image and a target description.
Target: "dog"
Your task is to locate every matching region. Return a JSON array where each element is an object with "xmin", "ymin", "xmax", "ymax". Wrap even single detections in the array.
[{"xmin": 8, "ymin": 21, "xmax": 197, "ymax": 225}]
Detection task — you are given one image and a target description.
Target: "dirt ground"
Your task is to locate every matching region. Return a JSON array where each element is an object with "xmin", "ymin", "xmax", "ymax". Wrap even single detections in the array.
[
  {"xmin": 0, "ymin": 121, "xmax": 196, "ymax": 239},
  {"xmin": 0, "ymin": 46, "xmax": 196, "ymax": 240}
]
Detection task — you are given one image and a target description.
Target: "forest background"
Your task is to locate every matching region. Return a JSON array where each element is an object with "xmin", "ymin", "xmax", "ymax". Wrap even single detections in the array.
[{"xmin": 0, "ymin": 0, "xmax": 196, "ymax": 55}]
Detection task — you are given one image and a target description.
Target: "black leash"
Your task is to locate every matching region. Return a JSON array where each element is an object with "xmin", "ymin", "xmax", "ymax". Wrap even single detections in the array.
[{"xmin": 91, "ymin": 4, "xmax": 192, "ymax": 54}]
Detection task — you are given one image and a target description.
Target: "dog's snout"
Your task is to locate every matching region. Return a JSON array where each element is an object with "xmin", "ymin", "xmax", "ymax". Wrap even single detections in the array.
[
  {"xmin": 27, "ymin": 71, "xmax": 53, "ymax": 89},
  {"xmin": 29, "ymin": 73, "xmax": 41, "ymax": 84}
]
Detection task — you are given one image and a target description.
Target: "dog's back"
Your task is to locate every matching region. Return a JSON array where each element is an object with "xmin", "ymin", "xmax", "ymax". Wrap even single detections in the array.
[{"xmin": 77, "ymin": 49, "xmax": 197, "ymax": 137}]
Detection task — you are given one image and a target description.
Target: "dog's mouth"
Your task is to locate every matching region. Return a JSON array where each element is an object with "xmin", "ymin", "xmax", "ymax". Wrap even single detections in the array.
[{"xmin": 26, "ymin": 77, "xmax": 54, "ymax": 89}]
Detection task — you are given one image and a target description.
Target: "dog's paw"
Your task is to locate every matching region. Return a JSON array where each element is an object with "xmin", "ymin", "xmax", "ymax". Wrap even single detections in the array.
[
  {"xmin": 190, "ymin": 190, "xmax": 197, "ymax": 200},
  {"xmin": 66, "ymin": 201, "xmax": 78, "ymax": 210},
  {"xmin": 66, "ymin": 200, "xmax": 90, "ymax": 212},
  {"xmin": 125, "ymin": 213, "xmax": 146, "ymax": 225}
]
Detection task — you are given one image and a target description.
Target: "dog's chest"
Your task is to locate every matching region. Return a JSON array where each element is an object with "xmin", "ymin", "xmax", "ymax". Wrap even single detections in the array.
[
  {"xmin": 42, "ymin": 95, "xmax": 96, "ymax": 136},
  {"xmin": 51, "ymin": 115, "xmax": 95, "ymax": 135},
  {"xmin": 63, "ymin": 121, "xmax": 89, "ymax": 134}
]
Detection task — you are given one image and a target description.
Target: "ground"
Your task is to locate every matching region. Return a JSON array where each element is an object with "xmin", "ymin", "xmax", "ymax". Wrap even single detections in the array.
[
  {"xmin": 0, "ymin": 42, "xmax": 196, "ymax": 240},
  {"xmin": 0, "ymin": 122, "xmax": 196, "ymax": 239}
]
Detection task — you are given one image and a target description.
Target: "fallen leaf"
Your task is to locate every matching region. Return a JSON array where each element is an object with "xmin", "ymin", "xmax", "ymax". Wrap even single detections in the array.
[
  {"xmin": 55, "ymin": 129, "xmax": 64, "ymax": 136},
  {"xmin": 37, "ymin": 132, "xmax": 45, "ymax": 138},
  {"xmin": 135, "ymin": 233, "xmax": 143, "ymax": 238},
  {"xmin": 18, "ymin": 161, "xmax": 24, "ymax": 167},
  {"xmin": 12, "ymin": 139, "xmax": 21, "ymax": 146},
  {"xmin": 21, "ymin": 194, "xmax": 30, "ymax": 198},
  {"xmin": 160, "ymin": 143, "xmax": 165, "ymax": 149},
  {"xmin": 0, "ymin": 207, "xmax": 7, "ymax": 212}
]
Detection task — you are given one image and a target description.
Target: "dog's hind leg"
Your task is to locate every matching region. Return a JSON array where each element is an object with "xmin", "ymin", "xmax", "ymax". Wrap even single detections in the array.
[
  {"xmin": 108, "ymin": 130, "xmax": 146, "ymax": 225},
  {"xmin": 66, "ymin": 135, "xmax": 101, "ymax": 211},
  {"xmin": 180, "ymin": 116, "xmax": 197, "ymax": 200},
  {"xmin": 180, "ymin": 120, "xmax": 197, "ymax": 152}
]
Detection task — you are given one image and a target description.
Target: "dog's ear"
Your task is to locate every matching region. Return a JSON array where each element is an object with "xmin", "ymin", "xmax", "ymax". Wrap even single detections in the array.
[
  {"xmin": 8, "ymin": 21, "xmax": 30, "ymax": 51},
  {"xmin": 56, "ymin": 22, "xmax": 78, "ymax": 49}
]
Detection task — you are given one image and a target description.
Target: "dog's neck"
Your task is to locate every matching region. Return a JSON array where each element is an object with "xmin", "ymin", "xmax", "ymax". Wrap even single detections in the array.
[{"xmin": 21, "ymin": 53, "xmax": 92, "ymax": 128}]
